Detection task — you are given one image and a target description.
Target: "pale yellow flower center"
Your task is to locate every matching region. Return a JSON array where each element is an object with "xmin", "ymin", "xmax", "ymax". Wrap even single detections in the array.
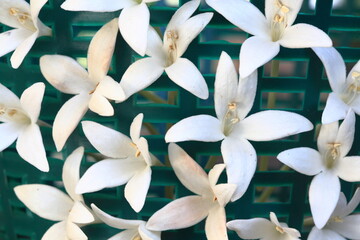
[
  {"xmin": 0, "ymin": 104, "xmax": 30, "ymax": 124},
  {"xmin": 9, "ymin": 7, "xmax": 36, "ymax": 31},
  {"xmin": 132, "ymin": 235, "xmax": 142, "ymax": 240},
  {"xmin": 276, "ymin": 225, "xmax": 285, "ymax": 234},
  {"xmin": 271, "ymin": 0, "xmax": 290, "ymax": 42},
  {"xmin": 331, "ymin": 216, "xmax": 344, "ymax": 223},
  {"xmin": 325, "ymin": 142, "xmax": 341, "ymax": 169},
  {"xmin": 130, "ymin": 142, "xmax": 141, "ymax": 157},
  {"xmin": 341, "ymin": 71, "xmax": 360, "ymax": 105},
  {"xmin": 165, "ymin": 30, "xmax": 179, "ymax": 67},
  {"xmin": 222, "ymin": 102, "xmax": 240, "ymax": 136}
]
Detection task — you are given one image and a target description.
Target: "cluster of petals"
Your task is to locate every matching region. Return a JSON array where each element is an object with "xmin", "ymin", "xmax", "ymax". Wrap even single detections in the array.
[
  {"xmin": 14, "ymin": 147, "xmax": 95, "ymax": 240},
  {"xmin": 165, "ymin": 51, "xmax": 313, "ymax": 201},
  {"xmin": 39, "ymin": 18, "xmax": 125, "ymax": 151},
  {"xmin": 0, "ymin": 0, "xmax": 52, "ymax": 68}
]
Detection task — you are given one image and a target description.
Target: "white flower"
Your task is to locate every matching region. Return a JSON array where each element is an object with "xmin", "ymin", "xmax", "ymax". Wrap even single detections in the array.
[
  {"xmin": 277, "ymin": 110, "xmax": 360, "ymax": 229},
  {"xmin": 61, "ymin": 0, "xmax": 158, "ymax": 56},
  {"xmin": 91, "ymin": 204, "xmax": 161, "ymax": 240},
  {"xmin": 227, "ymin": 212, "xmax": 301, "ymax": 240},
  {"xmin": 120, "ymin": 0, "xmax": 212, "ymax": 100},
  {"xmin": 146, "ymin": 143, "xmax": 236, "ymax": 240},
  {"xmin": 206, "ymin": 0, "xmax": 332, "ymax": 78},
  {"xmin": 313, "ymin": 47, "xmax": 360, "ymax": 124},
  {"xmin": 0, "ymin": 0, "xmax": 52, "ymax": 68},
  {"xmin": 308, "ymin": 188, "xmax": 360, "ymax": 240},
  {"xmin": 165, "ymin": 51, "xmax": 313, "ymax": 201},
  {"xmin": 14, "ymin": 147, "xmax": 95, "ymax": 240},
  {"xmin": 39, "ymin": 18, "xmax": 125, "ymax": 151},
  {"xmin": 76, "ymin": 113, "xmax": 161, "ymax": 213},
  {"xmin": 0, "ymin": 82, "xmax": 48, "ymax": 172}
]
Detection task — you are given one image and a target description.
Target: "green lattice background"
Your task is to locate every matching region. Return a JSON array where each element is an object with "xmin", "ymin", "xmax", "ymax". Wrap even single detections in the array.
[{"xmin": 0, "ymin": 0, "xmax": 359, "ymax": 239}]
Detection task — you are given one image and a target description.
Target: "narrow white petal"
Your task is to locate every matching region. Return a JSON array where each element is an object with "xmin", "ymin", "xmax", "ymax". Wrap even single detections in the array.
[
  {"xmin": 309, "ymin": 171, "xmax": 341, "ymax": 229},
  {"xmin": 0, "ymin": 123, "xmax": 21, "ymax": 151},
  {"xmin": 165, "ymin": 115, "xmax": 224, "ymax": 143},
  {"xmin": 61, "ymin": 0, "xmax": 133, "ymax": 11},
  {"xmin": 136, "ymin": 137, "xmax": 152, "ymax": 166},
  {"xmin": 96, "ymin": 76, "xmax": 125, "ymax": 101},
  {"xmin": 10, "ymin": 32, "xmax": 38, "ymax": 69},
  {"xmin": 66, "ymin": 221, "xmax": 87, "ymax": 240},
  {"xmin": 76, "ymin": 159, "xmax": 144, "ymax": 194},
  {"xmin": 40, "ymin": 55, "xmax": 93, "ymax": 94},
  {"xmin": 332, "ymin": 192, "xmax": 348, "ymax": 218},
  {"xmin": 208, "ymin": 164, "xmax": 226, "ymax": 187},
  {"xmin": 16, "ymin": 124, "xmax": 48, "ymax": 172},
  {"xmin": 239, "ymin": 36, "xmax": 280, "ymax": 78},
  {"xmin": 212, "ymin": 184, "xmax": 236, "ymax": 207},
  {"xmin": 20, "ymin": 82, "xmax": 45, "ymax": 123},
  {"xmin": 330, "ymin": 215, "xmax": 360, "ymax": 239},
  {"xmin": 81, "ymin": 121, "xmax": 134, "ymax": 158},
  {"xmin": 165, "ymin": 58, "xmax": 209, "ymax": 99},
  {"xmin": 206, "ymin": 0, "xmax": 268, "ymax": 37},
  {"xmin": 120, "ymin": 58, "xmax": 164, "ymax": 100},
  {"xmin": 168, "ymin": 143, "xmax": 211, "ymax": 196},
  {"xmin": 125, "ymin": 166, "xmax": 151, "ymax": 212},
  {"xmin": 279, "ymin": 24, "xmax": 332, "ymax": 48},
  {"xmin": 69, "ymin": 201, "xmax": 94, "ymax": 224},
  {"xmin": 343, "ymin": 187, "xmax": 360, "ymax": 217},
  {"xmin": 269, "ymin": 212, "xmax": 281, "ymax": 226},
  {"xmin": 138, "ymin": 223, "xmax": 161, "ymax": 240},
  {"xmin": 29, "ymin": 0, "xmax": 47, "ymax": 26},
  {"xmin": 236, "ymin": 71, "xmax": 258, "ymax": 120},
  {"xmin": 227, "ymin": 218, "xmax": 275, "ymax": 239},
  {"xmin": 336, "ymin": 110, "xmax": 355, "ymax": 158},
  {"xmin": 88, "ymin": 18, "xmax": 118, "ymax": 82},
  {"xmin": 0, "ymin": 82, "xmax": 21, "ymax": 108},
  {"xmin": 337, "ymin": 156, "xmax": 360, "ymax": 182},
  {"xmin": 308, "ymin": 227, "xmax": 345, "ymax": 240},
  {"xmin": 130, "ymin": 113, "xmax": 143, "ymax": 144},
  {"xmin": 0, "ymin": 29, "xmax": 32, "ymax": 57},
  {"xmin": 41, "ymin": 221, "xmax": 67, "ymax": 240},
  {"xmin": 166, "ymin": 0, "xmax": 200, "ymax": 31},
  {"xmin": 145, "ymin": 26, "xmax": 164, "ymax": 59},
  {"xmin": 221, "ymin": 137, "xmax": 257, "ymax": 201},
  {"xmin": 119, "ymin": 3, "xmax": 149, "ymax": 56},
  {"xmin": 321, "ymin": 92, "xmax": 349, "ymax": 124},
  {"xmin": 237, "ymin": 110, "xmax": 313, "ymax": 141},
  {"xmin": 88, "ymin": 92, "xmax": 114, "ymax": 116},
  {"xmin": 205, "ymin": 205, "xmax": 228, "ymax": 240},
  {"xmin": 14, "ymin": 184, "xmax": 73, "ymax": 221},
  {"xmin": 108, "ymin": 229, "xmax": 138, "ymax": 240},
  {"xmin": 277, "ymin": 147, "xmax": 323, "ymax": 176},
  {"xmin": 53, "ymin": 93, "xmax": 90, "ymax": 151},
  {"xmin": 317, "ymin": 120, "xmax": 339, "ymax": 156},
  {"xmin": 62, "ymin": 147, "xmax": 84, "ymax": 202},
  {"xmin": 146, "ymin": 196, "xmax": 211, "ymax": 231},
  {"xmin": 265, "ymin": 0, "xmax": 303, "ymax": 26}
]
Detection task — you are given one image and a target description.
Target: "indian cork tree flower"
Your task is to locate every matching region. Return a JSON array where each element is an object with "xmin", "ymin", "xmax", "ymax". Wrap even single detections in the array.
[
  {"xmin": 165, "ymin": 51, "xmax": 313, "ymax": 201},
  {"xmin": 91, "ymin": 204, "xmax": 161, "ymax": 240},
  {"xmin": 308, "ymin": 188, "xmax": 360, "ymax": 240},
  {"xmin": 0, "ymin": 82, "xmax": 48, "ymax": 172},
  {"xmin": 14, "ymin": 147, "xmax": 95, "ymax": 240},
  {"xmin": 313, "ymin": 47, "xmax": 360, "ymax": 124},
  {"xmin": 76, "ymin": 113, "xmax": 162, "ymax": 213},
  {"xmin": 277, "ymin": 110, "xmax": 360, "ymax": 229},
  {"xmin": 61, "ymin": 0, "xmax": 158, "ymax": 56},
  {"xmin": 227, "ymin": 212, "xmax": 301, "ymax": 240},
  {"xmin": 120, "ymin": 0, "xmax": 212, "ymax": 100},
  {"xmin": 146, "ymin": 143, "xmax": 236, "ymax": 240},
  {"xmin": 0, "ymin": 0, "xmax": 52, "ymax": 69},
  {"xmin": 206, "ymin": 0, "xmax": 332, "ymax": 78},
  {"xmin": 39, "ymin": 18, "xmax": 125, "ymax": 152}
]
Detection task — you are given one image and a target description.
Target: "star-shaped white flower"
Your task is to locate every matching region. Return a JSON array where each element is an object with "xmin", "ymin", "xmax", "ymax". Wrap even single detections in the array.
[
  {"xmin": 61, "ymin": 0, "xmax": 158, "ymax": 56},
  {"xmin": 39, "ymin": 18, "xmax": 125, "ymax": 151},
  {"xmin": 120, "ymin": 0, "xmax": 212, "ymax": 100},
  {"xmin": 308, "ymin": 188, "xmax": 360, "ymax": 240},
  {"xmin": 0, "ymin": 0, "xmax": 51, "ymax": 68},
  {"xmin": 76, "ymin": 113, "xmax": 161, "ymax": 213},
  {"xmin": 165, "ymin": 51, "xmax": 313, "ymax": 201},
  {"xmin": 91, "ymin": 204, "xmax": 161, "ymax": 240},
  {"xmin": 227, "ymin": 212, "xmax": 301, "ymax": 240},
  {"xmin": 313, "ymin": 47, "xmax": 360, "ymax": 124},
  {"xmin": 277, "ymin": 110, "xmax": 360, "ymax": 229},
  {"xmin": 147, "ymin": 143, "xmax": 236, "ymax": 240},
  {"xmin": 0, "ymin": 82, "xmax": 48, "ymax": 172},
  {"xmin": 14, "ymin": 147, "xmax": 95, "ymax": 240},
  {"xmin": 206, "ymin": 0, "xmax": 332, "ymax": 78}
]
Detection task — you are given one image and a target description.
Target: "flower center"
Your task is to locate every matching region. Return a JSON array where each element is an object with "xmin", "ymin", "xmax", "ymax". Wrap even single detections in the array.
[
  {"xmin": 130, "ymin": 142, "xmax": 141, "ymax": 157},
  {"xmin": 341, "ymin": 71, "xmax": 360, "ymax": 105},
  {"xmin": 330, "ymin": 216, "xmax": 344, "ymax": 223},
  {"xmin": 271, "ymin": 0, "xmax": 289, "ymax": 42},
  {"xmin": 0, "ymin": 104, "xmax": 30, "ymax": 124},
  {"xmin": 222, "ymin": 102, "xmax": 240, "ymax": 136},
  {"xmin": 276, "ymin": 225, "xmax": 285, "ymax": 234},
  {"xmin": 9, "ymin": 7, "xmax": 36, "ymax": 32},
  {"xmin": 325, "ymin": 142, "xmax": 341, "ymax": 169},
  {"xmin": 132, "ymin": 235, "xmax": 142, "ymax": 240},
  {"xmin": 165, "ymin": 30, "xmax": 179, "ymax": 67}
]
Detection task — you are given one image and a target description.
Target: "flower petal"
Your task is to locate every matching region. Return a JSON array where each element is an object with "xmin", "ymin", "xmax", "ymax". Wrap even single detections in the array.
[
  {"xmin": 88, "ymin": 18, "xmax": 118, "ymax": 82},
  {"xmin": 212, "ymin": 184, "xmax": 236, "ymax": 207},
  {"xmin": 66, "ymin": 221, "xmax": 87, "ymax": 240},
  {"xmin": 208, "ymin": 164, "xmax": 225, "ymax": 187},
  {"xmin": 130, "ymin": 113, "xmax": 143, "ymax": 144},
  {"xmin": 145, "ymin": 26, "xmax": 164, "ymax": 59},
  {"xmin": 239, "ymin": 36, "xmax": 280, "ymax": 78},
  {"xmin": 146, "ymin": 195, "xmax": 211, "ymax": 231},
  {"xmin": 265, "ymin": 0, "xmax": 303, "ymax": 26},
  {"xmin": 237, "ymin": 110, "xmax": 313, "ymax": 141},
  {"xmin": 88, "ymin": 92, "xmax": 114, "ymax": 116},
  {"xmin": 221, "ymin": 137, "xmax": 256, "ymax": 201},
  {"xmin": 277, "ymin": 147, "xmax": 323, "ymax": 176},
  {"xmin": 16, "ymin": 124, "xmax": 48, "ymax": 172},
  {"xmin": 165, "ymin": 58, "xmax": 209, "ymax": 99},
  {"xmin": 166, "ymin": 0, "xmax": 200, "ymax": 31},
  {"xmin": 309, "ymin": 171, "xmax": 341, "ymax": 229},
  {"xmin": 29, "ymin": 0, "xmax": 47, "ymax": 26},
  {"xmin": 0, "ymin": 0, "xmax": 31, "ymax": 29},
  {"xmin": 20, "ymin": 82, "xmax": 45, "ymax": 123},
  {"xmin": 40, "ymin": 55, "xmax": 93, "ymax": 94},
  {"xmin": 321, "ymin": 92, "xmax": 349, "ymax": 124},
  {"xmin": 96, "ymin": 76, "xmax": 125, "ymax": 101},
  {"xmin": 76, "ymin": 159, "xmax": 144, "ymax": 194},
  {"xmin": 236, "ymin": 71, "xmax": 258, "ymax": 120},
  {"xmin": 168, "ymin": 143, "xmax": 211, "ymax": 196},
  {"xmin": 343, "ymin": 187, "xmax": 360, "ymax": 217},
  {"xmin": 336, "ymin": 110, "xmax": 355, "ymax": 158},
  {"xmin": 330, "ymin": 215, "xmax": 360, "ymax": 239},
  {"xmin": 337, "ymin": 156, "xmax": 360, "ymax": 182},
  {"xmin": 62, "ymin": 147, "xmax": 84, "ymax": 202},
  {"xmin": 120, "ymin": 57, "xmax": 164, "ymax": 100},
  {"xmin": 14, "ymin": 184, "xmax": 73, "ymax": 221},
  {"xmin": 68, "ymin": 201, "xmax": 94, "ymax": 224},
  {"xmin": 41, "ymin": 221, "xmax": 68, "ymax": 240},
  {"xmin": 108, "ymin": 229, "xmax": 139, "ymax": 240},
  {"xmin": 119, "ymin": 3, "xmax": 149, "ymax": 56},
  {"xmin": 10, "ymin": 31, "xmax": 37, "ymax": 69},
  {"xmin": 81, "ymin": 121, "xmax": 134, "ymax": 158},
  {"xmin": 206, "ymin": 0, "xmax": 268, "ymax": 37},
  {"xmin": 308, "ymin": 227, "xmax": 345, "ymax": 240},
  {"xmin": 137, "ymin": 137, "xmax": 152, "ymax": 166},
  {"xmin": 61, "ymin": 0, "xmax": 133, "ymax": 11},
  {"xmin": 0, "ymin": 82, "xmax": 21, "ymax": 108},
  {"xmin": 0, "ymin": 29, "xmax": 32, "ymax": 58},
  {"xmin": 0, "ymin": 122, "xmax": 21, "ymax": 151},
  {"xmin": 205, "ymin": 205, "xmax": 228, "ymax": 240},
  {"xmin": 227, "ymin": 218, "xmax": 275, "ymax": 239},
  {"xmin": 138, "ymin": 223, "xmax": 161, "ymax": 240},
  {"xmin": 165, "ymin": 115, "xmax": 224, "ymax": 143},
  {"xmin": 279, "ymin": 24, "xmax": 332, "ymax": 48},
  {"xmin": 53, "ymin": 93, "xmax": 90, "ymax": 151}
]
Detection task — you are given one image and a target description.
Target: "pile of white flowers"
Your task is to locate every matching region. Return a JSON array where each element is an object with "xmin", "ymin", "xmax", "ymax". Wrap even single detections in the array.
[{"xmin": 0, "ymin": 0, "xmax": 359, "ymax": 239}]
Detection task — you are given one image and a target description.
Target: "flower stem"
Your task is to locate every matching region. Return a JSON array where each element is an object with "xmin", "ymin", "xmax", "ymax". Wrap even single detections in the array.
[{"xmin": 139, "ymin": 91, "xmax": 168, "ymax": 104}]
